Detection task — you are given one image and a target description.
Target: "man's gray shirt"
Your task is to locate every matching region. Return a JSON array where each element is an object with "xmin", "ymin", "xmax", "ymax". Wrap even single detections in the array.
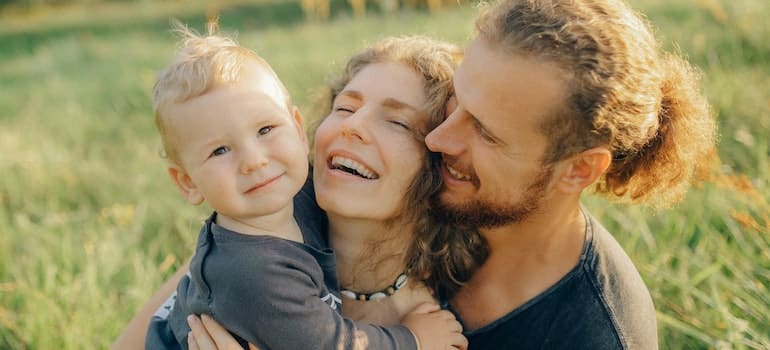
[{"xmin": 452, "ymin": 209, "xmax": 658, "ymax": 350}]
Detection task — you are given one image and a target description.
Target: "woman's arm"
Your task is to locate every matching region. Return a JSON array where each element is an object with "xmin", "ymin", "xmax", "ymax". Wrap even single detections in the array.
[{"xmin": 111, "ymin": 259, "xmax": 190, "ymax": 350}]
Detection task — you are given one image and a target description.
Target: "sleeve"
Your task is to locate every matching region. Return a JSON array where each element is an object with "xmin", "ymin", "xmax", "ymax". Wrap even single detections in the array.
[
  {"xmin": 145, "ymin": 291, "xmax": 185, "ymax": 350},
  {"xmin": 207, "ymin": 242, "xmax": 418, "ymax": 350}
]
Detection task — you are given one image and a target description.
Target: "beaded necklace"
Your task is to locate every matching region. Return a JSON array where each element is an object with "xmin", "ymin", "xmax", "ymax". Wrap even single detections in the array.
[{"xmin": 340, "ymin": 273, "xmax": 409, "ymax": 301}]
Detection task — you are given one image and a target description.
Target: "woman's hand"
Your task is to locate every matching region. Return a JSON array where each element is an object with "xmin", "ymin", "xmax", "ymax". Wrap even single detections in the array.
[{"xmin": 187, "ymin": 314, "xmax": 259, "ymax": 350}]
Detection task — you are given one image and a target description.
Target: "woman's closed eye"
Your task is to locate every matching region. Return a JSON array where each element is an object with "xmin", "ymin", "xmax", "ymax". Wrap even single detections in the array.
[
  {"xmin": 210, "ymin": 146, "xmax": 230, "ymax": 157},
  {"xmin": 334, "ymin": 106, "xmax": 355, "ymax": 114},
  {"xmin": 388, "ymin": 119, "xmax": 410, "ymax": 131}
]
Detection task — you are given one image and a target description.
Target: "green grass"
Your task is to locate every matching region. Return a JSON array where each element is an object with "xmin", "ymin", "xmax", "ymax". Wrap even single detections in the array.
[{"xmin": 1, "ymin": 0, "xmax": 768, "ymax": 348}]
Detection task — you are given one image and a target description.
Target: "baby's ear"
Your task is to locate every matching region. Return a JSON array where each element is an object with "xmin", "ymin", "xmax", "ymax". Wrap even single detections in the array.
[
  {"xmin": 290, "ymin": 106, "xmax": 309, "ymax": 152},
  {"xmin": 553, "ymin": 147, "xmax": 611, "ymax": 194},
  {"xmin": 167, "ymin": 163, "xmax": 204, "ymax": 205}
]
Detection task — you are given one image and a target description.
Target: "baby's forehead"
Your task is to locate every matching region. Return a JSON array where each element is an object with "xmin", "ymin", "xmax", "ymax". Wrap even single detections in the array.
[{"xmin": 234, "ymin": 59, "xmax": 291, "ymax": 109}]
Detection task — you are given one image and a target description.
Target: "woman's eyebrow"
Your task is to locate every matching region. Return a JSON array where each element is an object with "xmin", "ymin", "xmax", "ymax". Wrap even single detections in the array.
[
  {"xmin": 337, "ymin": 90, "xmax": 363, "ymax": 101},
  {"xmin": 382, "ymin": 98, "xmax": 416, "ymax": 111}
]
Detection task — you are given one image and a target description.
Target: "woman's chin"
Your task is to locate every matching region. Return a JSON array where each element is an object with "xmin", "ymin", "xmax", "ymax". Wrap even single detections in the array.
[{"xmin": 315, "ymin": 192, "xmax": 397, "ymax": 222}]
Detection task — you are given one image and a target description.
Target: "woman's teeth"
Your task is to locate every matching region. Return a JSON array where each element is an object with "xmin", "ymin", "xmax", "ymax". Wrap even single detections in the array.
[{"xmin": 330, "ymin": 156, "xmax": 378, "ymax": 179}]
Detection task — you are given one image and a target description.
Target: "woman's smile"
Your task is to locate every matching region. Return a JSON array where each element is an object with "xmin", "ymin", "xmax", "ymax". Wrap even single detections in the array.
[{"xmin": 328, "ymin": 154, "xmax": 379, "ymax": 180}]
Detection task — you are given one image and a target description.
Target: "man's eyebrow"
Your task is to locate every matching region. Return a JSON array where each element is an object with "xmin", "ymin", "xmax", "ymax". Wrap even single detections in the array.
[
  {"xmin": 455, "ymin": 80, "xmax": 505, "ymax": 145},
  {"xmin": 381, "ymin": 98, "xmax": 417, "ymax": 111}
]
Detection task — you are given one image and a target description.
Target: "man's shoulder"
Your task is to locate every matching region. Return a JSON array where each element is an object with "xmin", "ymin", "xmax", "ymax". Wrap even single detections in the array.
[
  {"xmin": 465, "ymin": 212, "xmax": 658, "ymax": 350},
  {"xmin": 578, "ymin": 213, "xmax": 659, "ymax": 349},
  {"xmin": 583, "ymin": 214, "xmax": 655, "ymax": 312}
]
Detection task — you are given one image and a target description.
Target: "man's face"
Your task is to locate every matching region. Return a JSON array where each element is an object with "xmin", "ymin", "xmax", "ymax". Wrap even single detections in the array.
[{"xmin": 425, "ymin": 37, "xmax": 570, "ymax": 228}]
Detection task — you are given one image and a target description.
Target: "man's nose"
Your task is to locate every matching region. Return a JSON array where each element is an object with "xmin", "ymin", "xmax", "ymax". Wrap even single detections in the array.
[{"xmin": 425, "ymin": 108, "xmax": 466, "ymax": 156}]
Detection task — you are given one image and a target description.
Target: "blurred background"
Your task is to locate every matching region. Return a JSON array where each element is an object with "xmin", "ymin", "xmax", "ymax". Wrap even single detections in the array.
[{"xmin": 0, "ymin": 0, "xmax": 768, "ymax": 348}]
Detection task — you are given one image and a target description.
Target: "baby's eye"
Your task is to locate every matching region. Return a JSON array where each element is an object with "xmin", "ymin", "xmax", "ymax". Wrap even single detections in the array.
[
  {"xmin": 210, "ymin": 146, "xmax": 230, "ymax": 157},
  {"xmin": 258, "ymin": 126, "xmax": 274, "ymax": 136}
]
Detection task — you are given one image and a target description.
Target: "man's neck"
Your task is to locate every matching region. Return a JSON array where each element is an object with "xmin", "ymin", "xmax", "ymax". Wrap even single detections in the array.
[
  {"xmin": 451, "ymin": 201, "xmax": 587, "ymax": 330},
  {"xmin": 480, "ymin": 201, "xmax": 585, "ymax": 260}
]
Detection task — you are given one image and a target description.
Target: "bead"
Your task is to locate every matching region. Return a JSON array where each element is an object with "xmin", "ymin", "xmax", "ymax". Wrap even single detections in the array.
[
  {"xmin": 340, "ymin": 290, "xmax": 357, "ymax": 299},
  {"xmin": 369, "ymin": 292, "xmax": 387, "ymax": 300},
  {"xmin": 339, "ymin": 272, "xmax": 409, "ymax": 301},
  {"xmin": 395, "ymin": 274, "xmax": 408, "ymax": 289}
]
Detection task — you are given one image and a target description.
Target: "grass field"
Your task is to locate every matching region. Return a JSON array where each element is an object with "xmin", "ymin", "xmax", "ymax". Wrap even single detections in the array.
[{"xmin": 1, "ymin": 0, "xmax": 768, "ymax": 348}]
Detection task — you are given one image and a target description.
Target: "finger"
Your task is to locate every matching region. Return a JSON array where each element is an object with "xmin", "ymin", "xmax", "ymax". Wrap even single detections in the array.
[
  {"xmin": 410, "ymin": 302, "xmax": 441, "ymax": 314},
  {"xmin": 201, "ymin": 314, "xmax": 243, "ymax": 349},
  {"xmin": 248, "ymin": 343, "xmax": 262, "ymax": 350},
  {"xmin": 188, "ymin": 315, "xmax": 217, "ymax": 350},
  {"xmin": 448, "ymin": 320, "xmax": 463, "ymax": 333},
  {"xmin": 450, "ymin": 333, "xmax": 468, "ymax": 350},
  {"xmin": 438, "ymin": 310, "xmax": 458, "ymax": 320},
  {"xmin": 188, "ymin": 332, "xmax": 200, "ymax": 350}
]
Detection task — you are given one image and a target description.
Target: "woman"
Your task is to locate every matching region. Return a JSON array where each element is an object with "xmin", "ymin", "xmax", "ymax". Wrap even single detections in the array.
[{"xmin": 113, "ymin": 35, "xmax": 486, "ymax": 349}]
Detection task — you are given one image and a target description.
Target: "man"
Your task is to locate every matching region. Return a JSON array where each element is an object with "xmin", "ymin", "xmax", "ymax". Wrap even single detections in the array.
[{"xmin": 425, "ymin": 0, "xmax": 716, "ymax": 349}]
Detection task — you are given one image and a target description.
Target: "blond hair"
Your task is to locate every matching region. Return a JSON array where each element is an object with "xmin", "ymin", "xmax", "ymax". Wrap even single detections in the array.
[
  {"xmin": 477, "ymin": 0, "xmax": 717, "ymax": 207},
  {"xmin": 152, "ymin": 21, "xmax": 291, "ymax": 162},
  {"xmin": 313, "ymin": 36, "xmax": 488, "ymax": 299}
]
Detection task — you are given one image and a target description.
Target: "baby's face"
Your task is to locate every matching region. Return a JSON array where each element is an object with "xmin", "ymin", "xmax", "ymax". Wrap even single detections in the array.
[{"xmin": 166, "ymin": 62, "xmax": 309, "ymax": 221}]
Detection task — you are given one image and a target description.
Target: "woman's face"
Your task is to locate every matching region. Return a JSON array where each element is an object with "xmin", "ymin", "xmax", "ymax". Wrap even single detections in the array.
[{"xmin": 313, "ymin": 62, "xmax": 428, "ymax": 221}]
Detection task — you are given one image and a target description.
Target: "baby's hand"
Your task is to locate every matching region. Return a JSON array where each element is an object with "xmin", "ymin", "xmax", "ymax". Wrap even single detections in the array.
[{"xmin": 401, "ymin": 302, "xmax": 467, "ymax": 350}]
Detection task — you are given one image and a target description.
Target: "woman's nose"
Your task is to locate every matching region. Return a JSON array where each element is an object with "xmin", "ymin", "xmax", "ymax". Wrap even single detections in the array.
[{"xmin": 340, "ymin": 109, "xmax": 371, "ymax": 143}]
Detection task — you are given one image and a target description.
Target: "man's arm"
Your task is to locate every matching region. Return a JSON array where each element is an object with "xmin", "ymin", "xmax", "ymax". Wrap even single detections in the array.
[{"xmin": 111, "ymin": 260, "xmax": 190, "ymax": 350}]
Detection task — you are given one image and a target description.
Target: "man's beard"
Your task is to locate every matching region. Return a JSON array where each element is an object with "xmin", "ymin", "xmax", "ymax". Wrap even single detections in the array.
[{"xmin": 431, "ymin": 167, "xmax": 553, "ymax": 229}]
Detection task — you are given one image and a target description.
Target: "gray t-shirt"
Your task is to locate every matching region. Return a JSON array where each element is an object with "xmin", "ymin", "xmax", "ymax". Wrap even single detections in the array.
[
  {"xmin": 146, "ymin": 180, "xmax": 416, "ymax": 350},
  {"xmin": 452, "ymin": 209, "xmax": 658, "ymax": 349}
]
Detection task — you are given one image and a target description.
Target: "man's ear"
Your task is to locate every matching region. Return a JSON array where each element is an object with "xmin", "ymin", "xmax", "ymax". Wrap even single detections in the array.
[
  {"xmin": 290, "ymin": 106, "xmax": 309, "ymax": 153},
  {"xmin": 167, "ymin": 163, "xmax": 204, "ymax": 205},
  {"xmin": 554, "ymin": 147, "xmax": 611, "ymax": 194}
]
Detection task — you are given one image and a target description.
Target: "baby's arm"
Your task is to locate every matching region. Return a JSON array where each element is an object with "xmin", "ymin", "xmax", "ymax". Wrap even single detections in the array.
[
  {"xmin": 209, "ymin": 242, "xmax": 417, "ymax": 349},
  {"xmin": 401, "ymin": 303, "xmax": 467, "ymax": 350},
  {"xmin": 186, "ymin": 299, "xmax": 468, "ymax": 350}
]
